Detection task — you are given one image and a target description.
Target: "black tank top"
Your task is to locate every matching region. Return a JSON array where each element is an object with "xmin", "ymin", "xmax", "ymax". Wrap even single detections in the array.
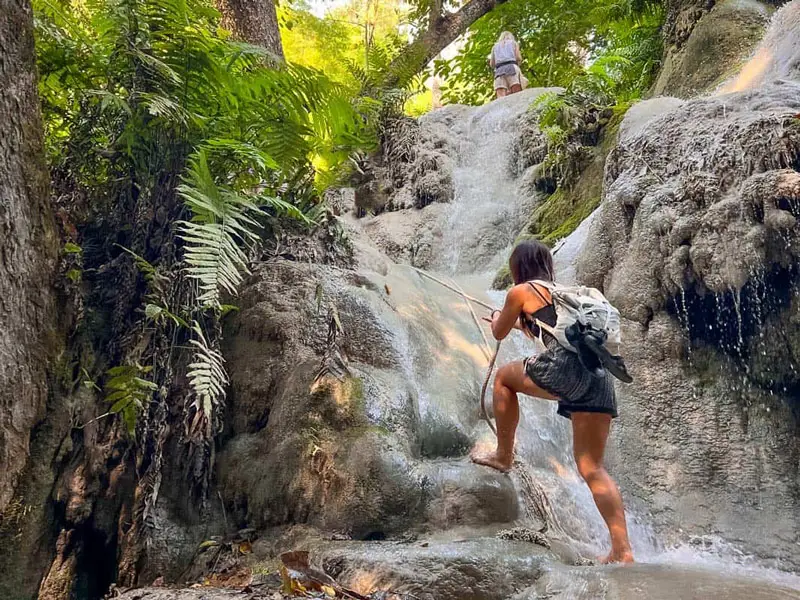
[{"xmin": 520, "ymin": 282, "xmax": 557, "ymax": 341}]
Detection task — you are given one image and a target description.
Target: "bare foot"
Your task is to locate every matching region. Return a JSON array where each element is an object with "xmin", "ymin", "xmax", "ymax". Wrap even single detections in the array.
[
  {"xmin": 470, "ymin": 449, "xmax": 513, "ymax": 473},
  {"xmin": 600, "ymin": 549, "xmax": 634, "ymax": 564}
]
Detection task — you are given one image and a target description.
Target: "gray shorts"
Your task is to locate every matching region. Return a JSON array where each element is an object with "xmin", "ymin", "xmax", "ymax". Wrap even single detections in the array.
[
  {"xmin": 494, "ymin": 65, "xmax": 522, "ymax": 90},
  {"xmin": 524, "ymin": 339, "xmax": 617, "ymax": 419}
]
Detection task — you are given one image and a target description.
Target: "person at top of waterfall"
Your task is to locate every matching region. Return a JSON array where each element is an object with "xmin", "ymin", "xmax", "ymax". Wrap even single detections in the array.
[
  {"xmin": 471, "ymin": 240, "xmax": 634, "ymax": 564},
  {"xmin": 490, "ymin": 31, "xmax": 524, "ymax": 99}
]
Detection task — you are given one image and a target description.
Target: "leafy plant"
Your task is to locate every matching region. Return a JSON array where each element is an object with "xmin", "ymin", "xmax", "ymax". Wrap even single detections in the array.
[
  {"xmin": 177, "ymin": 150, "xmax": 265, "ymax": 309},
  {"xmin": 185, "ymin": 322, "xmax": 228, "ymax": 441},
  {"xmin": 526, "ymin": 0, "xmax": 664, "ymax": 188},
  {"xmin": 434, "ymin": 0, "xmax": 663, "ymax": 106},
  {"xmin": 32, "ymin": 0, "xmax": 378, "ymax": 517},
  {"xmin": 104, "ymin": 364, "xmax": 158, "ymax": 436}
]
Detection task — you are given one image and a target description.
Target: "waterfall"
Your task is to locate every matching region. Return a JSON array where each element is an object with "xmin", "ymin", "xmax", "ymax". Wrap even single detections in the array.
[
  {"xmin": 425, "ymin": 88, "xmax": 556, "ymax": 276},
  {"xmin": 363, "ymin": 84, "xmax": 800, "ymax": 588},
  {"xmin": 720, "ymin": 0, "xmax": 800, "ymax": 93}
]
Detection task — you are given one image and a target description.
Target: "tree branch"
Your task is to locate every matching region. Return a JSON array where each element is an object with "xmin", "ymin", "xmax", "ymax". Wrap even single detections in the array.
[{"xmin": 385, "ymin": 0, "xmax": 505, "ymax": 87}]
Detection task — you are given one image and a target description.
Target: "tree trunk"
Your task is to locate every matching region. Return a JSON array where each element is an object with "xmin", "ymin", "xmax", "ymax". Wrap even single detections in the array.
[
  {"xmin": 217, "ymin": 0, "xmax": 284, "ymax": 60},
  {"xmin": 0, "ymin": 0, "xmax": 59, "ymax": 515},
  {"xmin": 385, "ymin": 0, "xmax": 503, "ymax": 87}
]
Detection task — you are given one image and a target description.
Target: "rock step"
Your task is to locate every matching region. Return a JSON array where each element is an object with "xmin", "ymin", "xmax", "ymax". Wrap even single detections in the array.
[{"xmin": 117, "ymin": 536, "xmax": 800, "ymax": 600}]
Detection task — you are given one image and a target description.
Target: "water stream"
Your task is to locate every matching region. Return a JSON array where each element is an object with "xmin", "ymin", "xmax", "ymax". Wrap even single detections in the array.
[{"xmin": 380, "ymin": 82, "xmax": 800, "ymax": 589}]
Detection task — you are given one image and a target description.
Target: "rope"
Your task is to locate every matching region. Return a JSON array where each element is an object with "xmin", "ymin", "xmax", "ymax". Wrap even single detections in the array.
[
  {"xmin": 412, "ymin": 266, "xmax": 499, "ymax": 437},
  {"xmin": 411, "ymin": 267, "xmax": 495, "ymax": 311},
  {"xmin": 449, "ymin": 276, "xmax": 493, "ymax": 361},
  {"xmin": 480, "ymin": 341, "xmax": 500, "ymax": 436}
]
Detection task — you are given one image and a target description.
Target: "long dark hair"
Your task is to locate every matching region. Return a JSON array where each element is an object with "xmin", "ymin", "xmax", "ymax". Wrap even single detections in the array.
[{"xmin": 509, "ymin": 240, "xmax": 554, "ymax": 285}]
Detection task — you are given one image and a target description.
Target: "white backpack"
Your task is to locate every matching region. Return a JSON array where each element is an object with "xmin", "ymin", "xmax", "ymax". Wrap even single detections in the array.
[{"xmin": 530, "ymin": 280, "xmax": 622, "ymax": 358}]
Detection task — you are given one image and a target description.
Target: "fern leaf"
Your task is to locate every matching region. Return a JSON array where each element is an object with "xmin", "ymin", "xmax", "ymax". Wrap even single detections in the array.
[
  {"xmin": 178, "ymin": 149, "xmax": 266, "ymax": 308},
  {"xmin": 185, "ymin": 322, "xmax": 228, "ymax": 440}
]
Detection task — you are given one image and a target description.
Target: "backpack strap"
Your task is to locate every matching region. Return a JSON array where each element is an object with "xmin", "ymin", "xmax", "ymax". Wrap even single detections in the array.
[
  {"xmin": 525, "ymin": 281, "xmax": 558, "ymax": 348},
  {"xmin": 530, "ymin": 279, "xmax": 555, "ymax": 290},
  {"xmin": 526, "ymin": 281, "xmax": 550, "ymax": 305}
]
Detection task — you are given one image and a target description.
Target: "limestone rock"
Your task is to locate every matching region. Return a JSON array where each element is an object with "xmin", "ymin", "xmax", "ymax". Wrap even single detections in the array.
[
  {"xmin": 576, "ymin": 76, "xmax": 800, "ymax": 564},
  {"xmin": 216, "ymin": 259, "xmax": 517, "ymax": 539}
]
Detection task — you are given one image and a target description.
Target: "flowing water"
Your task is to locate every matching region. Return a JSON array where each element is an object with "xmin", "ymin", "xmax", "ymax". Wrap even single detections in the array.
[
  {"xmin": 374, "ymin": 82, "xmax": 800, "ymax": 590},
  {"xmin": 427, "ymin": 89, "xmax": 557, "ymax": 276},
  {"xmin": 720, "ymin": 0, "xmax": 800, "ymax": 94}
]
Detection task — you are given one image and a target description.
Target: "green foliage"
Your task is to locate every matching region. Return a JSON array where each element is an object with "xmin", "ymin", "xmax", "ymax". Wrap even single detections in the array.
[
  {"xmin": 525, "ymin": 1, "xmax": 663, "ymax": 188},
  {"xmin": 280, "ymin": 0, "xmax": 430, "ymax": 117},
  {"xmin": 185, "ymin": 322, "xmax": 228, "ymax": 440},
  {"xmin": 104, "ymin": 364, "xmax": 158, "ymax": 436},
  {"xmin": 435, "ymin": 0, "xmax": 588, "ymax": 105},
  {"xmin": 280, "ymin": 0, "xmax": 408, "ymax": 82},
  {"xmin": 178, "ymin": 149, "xmax": 265, "ymax": 309},
  {"xmin": 33, "ymin": 0, "xmax": 376, "ymax": 455},
  {"xmin": 34, "ymin": 0, "xmax": 374, "ymax": 204},
  {"xmin": 434, "ymin": 0, "xmax": 663, "ymax": 106}
]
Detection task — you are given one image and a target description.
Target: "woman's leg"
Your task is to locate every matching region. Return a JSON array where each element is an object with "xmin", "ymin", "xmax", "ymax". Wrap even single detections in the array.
[
  {"xmin": 571, "ymin": 412, "xmax": 634, "ymax": 563},
  {"xmin": 496, "ymin": 87, "xmax": 508, "ymax": 98},
  {"xmin": 509, "ymin": 84, "xmax": 522, "ymax": 94},
  {"xmin": 471, "ymin": 360, "xmax": 557, "ymax": 472}
]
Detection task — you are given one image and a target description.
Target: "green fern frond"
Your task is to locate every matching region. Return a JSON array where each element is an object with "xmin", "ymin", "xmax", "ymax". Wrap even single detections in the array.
[
  {"xmin": 105, "ymin": 364, "xmax": 158, "ymax": 436},
  {"xmin": 178, "ymin": 149, "xmax": 265, "ymax": 308},
  {"xmin": 185, "ymin": 322, "xmax": 228, "ymax": 440}
]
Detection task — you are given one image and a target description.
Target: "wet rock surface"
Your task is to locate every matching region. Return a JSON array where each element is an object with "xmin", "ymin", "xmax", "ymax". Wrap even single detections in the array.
[
  {"xmin": 653, "ymin": 0, "xmax": 773, "ymax": 98},
  {"xmin": 101, "ymin": 23, "xmax": 800, "ymax": 594},
  {"xmin": 518, "ymin": 562, "xmax": 800, "ymax": 600},
  {"xmin": 116, "ymin": 537, "xmax": 800, "ymax": 600},
  {"xmin": 318, "ymin": 538, "xmax": 553, "ymax": 599},
  {"xmin": 577, "ymin": 17, "xmax": 800, "ymax": 566},
  {"xmin": 216, "ymin": 257, "xmax": 517, "ymax": 538}
]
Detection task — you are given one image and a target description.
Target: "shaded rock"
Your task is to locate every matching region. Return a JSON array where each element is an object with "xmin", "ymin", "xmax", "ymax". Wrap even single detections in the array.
[
  {"xmin": 510, "ymin": 109, "xmax": 549, "ymax": 177},
  {"xmin": 354, "ymin": 116, "xmax": 458, "ymax": 215},
  {"xmin": 325, "ymin": 187, "xmax": 356, "ymax": 216},
  {"xmin": 748, "ymin": 294, "xmax": 800, "ymax": 391},
  {"xmin": 653, "ymin": 0, "xmax": 773, "ymax": 98},
  {"xmin": 357, "ymin": 203, "xmax": 446, "ymax": 269},
  {"xmin": 216, "ymin": 259, "xmax": 518, "ymax": 540},
  {"xmin": 420, "ymin": 461, "xmax": 520, "ymax": 528}
]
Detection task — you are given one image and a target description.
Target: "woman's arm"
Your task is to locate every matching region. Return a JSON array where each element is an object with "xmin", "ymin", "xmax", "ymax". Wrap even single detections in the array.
[
  {"xmin": 491, "ymin": 285, "xmax": 526, "ymax": 340},
  {"xmin": 514, "ymin": 44, "xmax": 522, "ymax": 64},
  {"xmin": 489, "ymin": 50, "xmax": 496, "ymax": 69}
]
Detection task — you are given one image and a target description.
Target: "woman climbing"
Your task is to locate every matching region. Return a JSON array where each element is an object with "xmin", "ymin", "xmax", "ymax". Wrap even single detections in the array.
[
  {"xmin": 490, "ymin": 31, "xmax": 524, "ymax": 99},
  {"xmin": 471, "ymin": 240, "xmax": 634, "ymax": 564}
]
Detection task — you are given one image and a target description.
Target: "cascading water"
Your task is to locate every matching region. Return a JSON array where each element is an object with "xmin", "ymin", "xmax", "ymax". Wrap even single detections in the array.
[
  {"xmin": 427, "ymin": 89, "xmax": 556, "ymax": 276},
  {"xmin": 369, "ymin": 77, "xmax": 800, "ymax": 588},
  {"xmin": 720, "ymin": 0, "xmax": 800, "ymax": 93},
  {"xmin": 380, "ymin": 88, "xmax": 649, "ymax": 558}
]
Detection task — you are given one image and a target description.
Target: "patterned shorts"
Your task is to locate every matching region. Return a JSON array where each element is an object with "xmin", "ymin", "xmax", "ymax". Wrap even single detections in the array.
[{"xmin": 524, "ymin": 339, "xmax": 617, "ymax": 419}]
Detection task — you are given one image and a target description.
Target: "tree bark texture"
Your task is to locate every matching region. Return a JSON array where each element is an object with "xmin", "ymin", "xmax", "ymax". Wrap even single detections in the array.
[
  {"xmin": 217, "ymin": 0, "xmax": 284, "ymax": 59},
  {"xmin": 385, "ymin": 0, "xmax": 503, "ymax": 87},
  {"xmin": 0, "ymin": 0, "xmax": 59, "ymax": 513}
]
